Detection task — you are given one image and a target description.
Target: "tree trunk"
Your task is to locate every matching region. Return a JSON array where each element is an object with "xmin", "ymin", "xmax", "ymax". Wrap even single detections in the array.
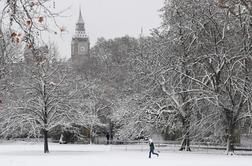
[
  {"xmin": 106, "ymin": 133, "xmax": 110, "ymax": 144},
  {"xmin": 179, "ymin": 131, "xmax": 191, "ymax": 151},
  {"xmin": 224, "ymin": 107, "xmax": 236, "ymax": 155},
  {"xmin": 226, "ymin": 127, "xmax": 235, "ymax": 155},
  {"xmin": 43, "ymin": 130, "xmax": 49, "ymax": 153},
  {"xmin": 226, "ymin": 136, "xmax": 233, "ymax": 152},
  {"xmin": 109, "ymin": 122, "xmax": 114, "ymax": 144},
  {"xmin": 59, "ymin": 133, "xmax": 66, "ymax": 144},
  {"xmin": 89, "ymin": 126, "xmax": 93, "ymax": 144},
  {"xmin": 110, "ymin": 134, "xmax": 113, "ymax": 144}
]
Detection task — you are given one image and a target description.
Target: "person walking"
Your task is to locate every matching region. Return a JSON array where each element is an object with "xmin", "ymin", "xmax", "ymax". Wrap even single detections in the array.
[{"xmin": 148, "ymin": 138, "xmax": 159, "ymax": 158}]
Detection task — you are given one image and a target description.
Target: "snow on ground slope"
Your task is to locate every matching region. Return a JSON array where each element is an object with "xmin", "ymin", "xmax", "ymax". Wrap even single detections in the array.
[{"xmin": 0, "ymin": 143, "xmax": 252, "ymax": 166}]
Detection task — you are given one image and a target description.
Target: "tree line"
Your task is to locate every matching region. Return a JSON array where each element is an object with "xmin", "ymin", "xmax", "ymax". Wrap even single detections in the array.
[{"xmin": 0, "ymin": 0, "xmax": 252, "ymax": 154}]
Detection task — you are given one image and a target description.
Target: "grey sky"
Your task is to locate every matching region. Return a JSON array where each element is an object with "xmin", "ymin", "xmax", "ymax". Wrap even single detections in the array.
[{"xmin": 50, "ymin": 0, "xmax": 163, "ymax": 59}]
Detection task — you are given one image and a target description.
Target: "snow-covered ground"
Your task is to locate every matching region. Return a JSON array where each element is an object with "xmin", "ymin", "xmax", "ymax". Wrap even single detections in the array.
[{"xmin": 0, "ymin": 143, "xmax": 252, "ymax": 166}]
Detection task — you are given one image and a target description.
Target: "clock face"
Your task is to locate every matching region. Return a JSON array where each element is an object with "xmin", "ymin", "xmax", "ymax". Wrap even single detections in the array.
[
  {"xmin": 79, "ymin": 46, "xmax": 86, "ymax": 53},
  {"xmin": 78, "ymin": 42, "xmax": 89, "ymax": 54}
]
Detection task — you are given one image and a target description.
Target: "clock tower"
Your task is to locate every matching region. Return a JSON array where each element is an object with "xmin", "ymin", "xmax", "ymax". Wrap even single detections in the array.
[{"xmin": 71, "ymin": 8, "xmax": 90, "ymax": 66}]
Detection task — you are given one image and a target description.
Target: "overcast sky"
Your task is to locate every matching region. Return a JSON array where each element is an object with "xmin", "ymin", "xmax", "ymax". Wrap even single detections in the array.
[{"xmin": 50, "ymin": 0, "xmax": 163, "ymax": 59}]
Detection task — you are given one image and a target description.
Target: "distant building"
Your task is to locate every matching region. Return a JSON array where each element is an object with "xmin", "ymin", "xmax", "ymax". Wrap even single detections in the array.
[{"xmin": 71, "ymin": 9, "xmax": 90, "ymax": 67}]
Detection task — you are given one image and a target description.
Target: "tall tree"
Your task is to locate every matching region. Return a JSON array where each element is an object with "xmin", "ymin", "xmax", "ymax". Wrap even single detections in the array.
[
  {"xmin": 1, "ymin": 46, "xmax": 72, "ymax": 153},
  {"xmin": 160, "ymin": 0, "xmax": 252, "ymax": 153}
]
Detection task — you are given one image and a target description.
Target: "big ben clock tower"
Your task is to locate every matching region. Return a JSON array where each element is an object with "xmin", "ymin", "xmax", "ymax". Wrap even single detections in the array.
[{"xmin": 71, "ymin": 8, "xmax": 90, "ymax": 66}]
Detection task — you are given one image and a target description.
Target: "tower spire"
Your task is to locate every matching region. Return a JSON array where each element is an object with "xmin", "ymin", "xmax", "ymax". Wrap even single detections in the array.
[
  {"xmin": 74, "ymin": 5, "xmax": 87, "ymax": 38},
  {"xmin": 78, "ymin": 6, "xmax": 84, "ymax": 24},
  {"xmin": 140, "ymin": 27, "xmax": 144, "ymax": 38}
]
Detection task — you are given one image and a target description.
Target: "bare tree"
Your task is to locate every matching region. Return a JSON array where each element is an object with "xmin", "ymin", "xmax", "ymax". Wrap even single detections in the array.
[
  {"xmin": 0, "ymin": 0, "xmax": 66, "ymax": 49},
  {"xmin": 1, "ymin": 46, "xmax": 72, "ymax": 153},
  {"xmin": 159, "ymin": 0, "xmax": 252, "ymax": 153}
]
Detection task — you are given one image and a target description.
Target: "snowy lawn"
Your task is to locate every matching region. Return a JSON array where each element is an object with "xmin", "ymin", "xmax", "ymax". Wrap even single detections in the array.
[{"xmin": 0, "ymin": 143, "xmax": 252, "ymax": 166}]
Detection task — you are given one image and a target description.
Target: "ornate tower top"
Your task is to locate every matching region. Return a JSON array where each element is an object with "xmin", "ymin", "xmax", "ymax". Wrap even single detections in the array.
[
  {"xmin": 74, "ymin": 8, "xmax": 87, "ymax": 38},
  {"xmin": 71, "ymin": 7, "xmax": 90, "ymax": 66}
]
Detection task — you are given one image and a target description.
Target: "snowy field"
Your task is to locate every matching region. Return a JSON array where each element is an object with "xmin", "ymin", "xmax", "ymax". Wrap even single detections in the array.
[{"xmin": 0, "ymin": 143, "xmax": 252, "ymax": 166}]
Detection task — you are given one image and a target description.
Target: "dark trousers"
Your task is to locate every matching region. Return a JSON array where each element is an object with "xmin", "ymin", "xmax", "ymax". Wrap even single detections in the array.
[{"xmin": 149, "ymin": 149, "xmax": 158, "ymax": 158}]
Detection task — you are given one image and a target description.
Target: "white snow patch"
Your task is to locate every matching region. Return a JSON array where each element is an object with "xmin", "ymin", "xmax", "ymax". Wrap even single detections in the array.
[{"xmin": 0, "ymin": 143, "xmax": 251, "ymax": 166}]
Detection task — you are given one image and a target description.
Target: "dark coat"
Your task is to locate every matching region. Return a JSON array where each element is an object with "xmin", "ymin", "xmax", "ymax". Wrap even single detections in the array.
[{"xmin": 149, "ymin": 142, "xmax": 155, "ymax": 150}]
